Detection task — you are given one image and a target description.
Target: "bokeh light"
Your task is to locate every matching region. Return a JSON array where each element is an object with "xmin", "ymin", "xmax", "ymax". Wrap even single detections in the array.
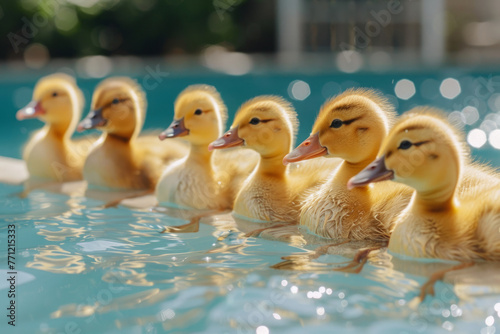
[
  {"xmin": 202, "ymin": 46, "xmax": 253, "ymax": 76},
  {"xmin": 256, "ymin": 325, "xmax": 269, "ymax": 334},
  {"xmin": 336, "ymin": 51, "xmax": 363, "ymax": 73},
  {"xmin": 76, "ymin": 55, "xmax": 112, "ymax": 78},
  {"xmin": 440, "ymin": 78, "xmax": 461, "ymax": 99},
  {"xmin": 462, "ymin": 106, "xmax": 479, "ymax": 125},
  {"xmin": 24, "ymin": 43, "xmax": 50, "ymax": 69},
  {"xmin": 394, "ymin": 79, "xmax": 416, "ymax": 100},
  {"xmin": 488, "ymin": 129, "xmax": 500, "ymax": 149},
  {"xmin": 467, "ymin": 129, "xmax": 487, "ymax": 148},
  {"xmin": 288, "ymin": 80, "xmax": 311, "ymax": 101}
]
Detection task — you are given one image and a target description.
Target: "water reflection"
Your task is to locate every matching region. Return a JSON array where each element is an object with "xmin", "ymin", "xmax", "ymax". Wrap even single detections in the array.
[{"xmin": 26, "ymin": 245, "xmax": 86, "ymax": 274}]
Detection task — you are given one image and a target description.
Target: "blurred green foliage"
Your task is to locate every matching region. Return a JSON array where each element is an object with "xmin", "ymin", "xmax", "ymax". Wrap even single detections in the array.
[{"xmin": 0, "ymin": 0, "xmax": 275, "ymax": 59}]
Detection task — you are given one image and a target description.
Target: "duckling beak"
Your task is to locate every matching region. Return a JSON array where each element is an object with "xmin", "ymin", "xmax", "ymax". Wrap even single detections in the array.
[
  {"xmin": 16, "ymin": 101, "xmax": 45, "ymax": 120},
  {"xmin": 347, "ymin": 156, "xmax": 394, "ymax": 190},
  {"xmin": 77, "ymin": 108, "xmax": 107, "ymax": 132},
  {"xmin": 283, "ymin": 132, "xmax": 327, "ymax": 165},
  {"xmin": 159, "ymin": 117, "xmax": 189, "ymax": 140},
  {"xmin": 208, "ymin": 126, "xmax": 244, "ymax": 151}
]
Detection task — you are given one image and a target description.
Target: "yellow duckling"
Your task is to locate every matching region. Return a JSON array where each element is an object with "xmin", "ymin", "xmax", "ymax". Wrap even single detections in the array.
[
  {"xmin": 156, "ymin": 85, "xmax": 258, "ymax": 210},
  {"xmin": 78, "ymin": 77, "xmax": 187, "ymax": 190},
  {"xmin": 283, "ymin": 88, "xmax": 412, "ymax": 240},
  {"xmin": 210, "ymin": 96, "xmax": 338, "ymax": 223},
  {"xmin": 16, "ymin": 73, "xmax": 91, "ymax": 182},
  {"xmin": 348, "ymin": 109, "xmax": 500, "ymax": 261}
]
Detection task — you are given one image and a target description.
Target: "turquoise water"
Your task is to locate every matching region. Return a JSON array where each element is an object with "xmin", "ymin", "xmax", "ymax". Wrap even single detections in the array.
[{"xmin": 1, "ymin": 69, "xmax": 500, "ymax": 333}]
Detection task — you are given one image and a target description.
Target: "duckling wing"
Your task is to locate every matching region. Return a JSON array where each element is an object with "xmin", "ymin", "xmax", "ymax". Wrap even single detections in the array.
[
  {"xmin": 459, "ymin": 186, "xmax": 500, "ymax": 261},
  {"xmin": 287, "ymin": 158, "xmax": 341, "ymax": 196},
  {"xmin": 212, "ymin": 148, "xmax": 259, "ymax": 197},
  {"xmin": 370, "ymin": 182, "xmax": 413, "ymax": 236},
  {"xmin": 458, "ymin": 163, "xmax": 500, "ymax": 195},
  {"xmin": 136, "ymin": 133, "xmax": 189, "ymax": 188}
]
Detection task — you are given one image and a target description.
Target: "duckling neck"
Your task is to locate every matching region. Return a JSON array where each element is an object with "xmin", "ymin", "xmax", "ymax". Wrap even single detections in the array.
[
  {"xmin": 187, "ymin": 144, "xmax": 212, "ymax": 165},
  {"xmin": 257, "ymin": 154, "xmax": 287, "ymax": 177},
  {"xmin": 414, "ymin": 186, "xmax": 457, "ymax": 213},
  {"xmin": 104, "ymin": 133, "xmax": 131, "ymax": 145},
  {"xmin": 47, "ymin": 119, "xmax": 72, "ymax": 138}
]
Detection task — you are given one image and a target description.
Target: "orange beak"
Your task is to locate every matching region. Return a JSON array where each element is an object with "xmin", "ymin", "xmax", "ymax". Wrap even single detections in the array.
[
  {"xmin": 208, "ymin": 126, "xmax": 244, "ymax": 151},
  {"xmin": 16, "ymin": 101, "xmax": 45, "ymax": 120},
  {"xmin": 283, "ymin": 132, "xmax": 327, "ymax": 165}
]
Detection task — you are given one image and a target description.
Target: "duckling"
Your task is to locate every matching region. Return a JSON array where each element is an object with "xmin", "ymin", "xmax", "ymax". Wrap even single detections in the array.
[
  {"xmin": 16, "ymin": 73, "xmax": 92, "ymax": 182},
  {"xmin": 156, "ymin": 85, "xmax": 258, "ymax": 211},
  {"xmin": 210, "ymin": 96, "xmax": 338, "ymax": 224},
  {"xmin": 283, "ymin": 88, "xmax": 412, "ymax": 241},
  {"xmin": 78, "ymin": 77, "xmax": 187, "ymax": 191},
  {"xmin": 348, "ymin": 108, "xmax": 500, "ymax": 262}
]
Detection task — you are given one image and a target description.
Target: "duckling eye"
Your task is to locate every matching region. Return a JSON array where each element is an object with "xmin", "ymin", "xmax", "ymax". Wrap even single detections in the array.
[
  {"xmin": 52, "ymin": 92, "xmax": 58, "ymax": 97},
  {"xmin": 249, "ymin": 118, "xmax": 260, "ymax": 125},
  {"xmin": 398, "ymin": 140, "xmax": 413, "ymax": 150},
  {"xmin": 112, "ymin": 98, "xmax": 120, "ymax": 105},
  {"xmin": 330, "ymin": 119, "xmax": 343, "ymax": 128},
  {"xmin": 194, "ymin": 109, "xmax": 202, "ymax": 115}
]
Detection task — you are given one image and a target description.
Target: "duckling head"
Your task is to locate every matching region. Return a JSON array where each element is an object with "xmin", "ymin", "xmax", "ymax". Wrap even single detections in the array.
[
  {"xmin": 348, "ymin": 108, "xmax": 465, "ymax": 196},
  {"xmin": 17, "ymin": 73, "xmax": 84, "ymax": 135},
  {"xmin": 159, "ymin": 85, "xmax": 227, "ymax": 146},
  {"xmin": 209, "ymin": 96, "xmax": 298, "ymax": 159},
  {"xmin": 78, "ymin": 77, "xmax": 146, "ymax": 140},
  {"xmin": 284, "ymin": 88, "xmax": 394, "ymax": 165}
]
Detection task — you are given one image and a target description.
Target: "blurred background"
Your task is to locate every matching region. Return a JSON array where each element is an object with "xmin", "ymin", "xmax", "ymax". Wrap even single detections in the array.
[
  {"xmin": 2, "ymin": 0, "xmax": 500, "ymax": 72},
  {"xmin": 1, "ymin": 0, "xmax": 500, "ymax": 164}
]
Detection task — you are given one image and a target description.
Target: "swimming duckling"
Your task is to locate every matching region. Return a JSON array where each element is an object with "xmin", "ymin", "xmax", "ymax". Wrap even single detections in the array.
[
  {"xmin": 156, "ymin": 84, "xmax": 258, "ymax": 211},
  {"xmin": 348, "ymin": 108, "xmax": 500, "ymax": 262},
  {"xmin": 210, "ymin": 95, "xmax": 338, "ymax": 224},
  {"xmin": 78, "ymin": 77, "xmax": 187, "ymax": 191},
  {"xmin": 284, "ymin": 88, "xmax": 412, "ymax": 241},
  {"xmin": 16, "ymin": 73, "xmax": 91, "ymax": 182}
]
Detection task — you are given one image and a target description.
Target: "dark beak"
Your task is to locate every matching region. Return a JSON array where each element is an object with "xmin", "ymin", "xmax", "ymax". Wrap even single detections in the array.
[
  {"xmin": 283, "ymin": 132, "xmax": 327, "ymax": 165},
  {"xmin": 347, "ymin": 156, "xmax": 394, "ymax": 190},
  {"xmin": 159, "ymin": 117, "xmax": 189, "ymax": 140},
  {"xmin": 208, "ymin": 126, "xmax": 244, "ymax": 151},
  {"xmin": 16, "ymin": 101, "xmax": 45, "ymax": 120},
  {"xmin": 77, "ymin": 108, "xmax": 107, "ymax": 132}
]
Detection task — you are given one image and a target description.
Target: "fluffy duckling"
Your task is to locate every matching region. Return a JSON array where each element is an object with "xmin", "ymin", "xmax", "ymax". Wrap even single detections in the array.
[
  {"xmin": 78, "ymin": 77, "xmax": 187, "ymax": 190},
  {"xmin": 210, "ymin": 96, "xmax": 337, "ymax": 223},
  {"xmin": 156, "ymin": 85, "xmax": 258, "ymax": 210},
  {"xmin": 16, "ymin": 73, "xmax": 91, "ymax": 182},
  {"xmin": 348, "ymin": 109, "xmax": 500, "ymax": 261},
  {"xmin": 284, "ymin": 89, "xmax": 412, "ymax": 240}
]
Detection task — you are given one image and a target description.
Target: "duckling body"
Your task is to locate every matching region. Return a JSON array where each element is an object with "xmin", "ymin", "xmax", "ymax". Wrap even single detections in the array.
[
  {"xmin": 17, "ymin": 73, "xmax": 90, "ymax": 182},
  {"xmin": 349, "ymin": 109, "xmax": 500, "ymax": 261},
  {"xmin": 211, "ymin": 96, "xmax": 339, "ymax": 223},
  {"xmin": 79, "ymin": 77, "xmax": 187, "ymax": 190},
  {"xmin": 156, "ymin": 85, "xmax": 258, "ymax": 210},
  {"xmin": 301, "ymin": 163, "xmax": 408, "ymax": 239},
  {"xmin": 284, "ymin": 89, "xmax": 412, "ymax": 240}
]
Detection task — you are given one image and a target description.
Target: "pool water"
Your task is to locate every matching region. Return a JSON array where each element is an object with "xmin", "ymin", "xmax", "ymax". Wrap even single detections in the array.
[{"xmin": 1, "ymin": 69, "xmax": 500, "ymax": 333}]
